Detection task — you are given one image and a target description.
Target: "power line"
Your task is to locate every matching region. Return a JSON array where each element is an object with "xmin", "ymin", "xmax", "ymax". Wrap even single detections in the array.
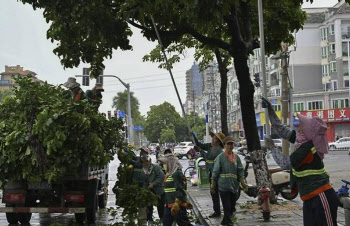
[
  {"xmin": 119, "ymin": 70, "xmax": 187, "ymax": 81},
  {"xmin": 103, "ymin": 75, "xmax": 186, "ymax": 87},
  {"xmin": 104, "ymin": 83, "xmax": 186, "ymax": 93}
]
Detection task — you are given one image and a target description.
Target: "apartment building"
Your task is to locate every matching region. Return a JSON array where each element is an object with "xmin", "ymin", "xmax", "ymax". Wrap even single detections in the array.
[{"xmin": 0, "ymin": 65, "xmax": 43, "ymax": 90}]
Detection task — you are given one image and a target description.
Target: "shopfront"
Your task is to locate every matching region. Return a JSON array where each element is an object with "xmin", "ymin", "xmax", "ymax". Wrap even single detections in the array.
[{"xmin": 298, "ymin": 108, "xmax": 350, "ymax": 142}]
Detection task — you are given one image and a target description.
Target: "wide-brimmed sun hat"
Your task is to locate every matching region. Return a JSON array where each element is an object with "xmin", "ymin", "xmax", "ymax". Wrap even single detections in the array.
[
  {"xmin": 209, "ymin": 131, "xmax": 226, "ymax": 144},
  {"xmin": 63, "ymin": 77, "xmax": 80, "ymax": 89}
]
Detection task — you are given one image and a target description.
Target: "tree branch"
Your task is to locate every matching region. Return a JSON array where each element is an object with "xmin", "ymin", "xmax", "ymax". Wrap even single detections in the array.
[{"xmin": 183, "ymin": 25, "xmax": 233, "ymax": 54}]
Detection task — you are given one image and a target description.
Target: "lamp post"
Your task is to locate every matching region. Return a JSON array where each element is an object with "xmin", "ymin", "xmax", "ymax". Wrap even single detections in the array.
[{"xmin": 75, "ymin": 74, "xmax": 133, "ymax": 144}]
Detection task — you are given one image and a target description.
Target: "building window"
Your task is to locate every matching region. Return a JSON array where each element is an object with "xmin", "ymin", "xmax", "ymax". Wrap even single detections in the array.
[
  {"xmin": 342, "ymin": 25, "xmax": 350, "ymax": 39},
  {"xmin": 308, "ymin": 101, "xmax": 323, "ymax": 110},
  {"xmin": 330, "ymin": 62, "xmax": 337, "ymax": 72},
  {"xmin": 332, "ymin": 99, "xmax": 349, "ymax": 108},
  {"xmin": 321, "ymin": 28, "xmax": 329, "ymax": 41},
  {"xmin": 329, "ymin": 24, "xmax": 335, "ymax": 35},
  {"xmin": 324, "ymin": 83, "xmax": 331, "ymax": 91},
  {"xmin": 293, "ymin": 102, "xmax": 304, "ymax": 112},
  {"xmin": 342, "ymin": 42, "xmax": 349, "ymax": 56},
  {"xmin": 322, "ymin": 46, "xmax": 329, "ymax": 59},
  {"xmin": 332, "ymin": 80, "xmax": 338, "ymax": 90},
  {"xmin": 345, "ymin": 79, "xmax": 349, "ymax": 88},
  {"xmin": 272, "ymin": 104, "xmax": 281, "ymax": 111},
  {"xmin": 322, "ymin": 64, "xmax": 330, "ymax": 77},
  {"xmin": 330, "ymin": 43, "xmax": 336, "ymax": 54}
]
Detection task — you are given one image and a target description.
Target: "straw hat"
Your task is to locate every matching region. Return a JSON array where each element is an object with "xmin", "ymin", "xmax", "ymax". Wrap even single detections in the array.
[
  {"xmin": 223, "ymin": 136, "xmax": 235, "ymax": 145},
  {"xmin": 63, "ymin": 77, "xmax": 80, "ymax": 89},
  {"xmin": 209, "ymin": 131, "xmax": 226, "ymax": 144}
]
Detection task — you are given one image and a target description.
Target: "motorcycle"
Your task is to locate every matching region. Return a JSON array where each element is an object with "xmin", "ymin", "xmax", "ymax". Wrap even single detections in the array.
[
  {"xmin": 337, "ymin": 179, "xmax": 350, "ymax": 226},
  {"xmin": 238, "ymin": 149, "xmax": 298, "ymax": 200}
]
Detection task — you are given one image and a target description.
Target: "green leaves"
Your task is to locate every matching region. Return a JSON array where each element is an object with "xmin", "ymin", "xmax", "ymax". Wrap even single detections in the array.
[{"xmin": 0, "ymin": 76, "xmax": 125, "ymax": 187}]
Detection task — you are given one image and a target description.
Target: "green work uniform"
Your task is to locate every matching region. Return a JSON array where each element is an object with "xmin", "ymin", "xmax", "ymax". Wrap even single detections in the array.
[
  {"xmin": 142, "ymin": 163, "xmax": 165, "ymax": 197},
  {"xmin": 65, "ymin": 87, "xmax": 86, "ymax": 102},
  {"xmin": 86, "ymin": 89, "xmax": 102, "ymax": 109},
  {"xmin": 130, "ymin": 158, "xmax": 146, "ymax": 187},
  {"xmin": 211, "ymin": 152, "xmax": 244, "ymax": 193},
  {"xmin": 193, "ymin": 136, "xmax": 223, "ymax": 173},
  {"xmin": 164, "ymin": 169, "xmax": 187, "ymax": 207},
  {"xmin": 290, "ymin": 141, "xmax": 330, "ymax": 201}
]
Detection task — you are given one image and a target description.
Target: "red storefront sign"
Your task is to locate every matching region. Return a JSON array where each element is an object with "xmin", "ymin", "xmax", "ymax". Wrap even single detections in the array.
[{"xmin": 298, "ymin": 108, "xmax": 350, "ymax": 122}]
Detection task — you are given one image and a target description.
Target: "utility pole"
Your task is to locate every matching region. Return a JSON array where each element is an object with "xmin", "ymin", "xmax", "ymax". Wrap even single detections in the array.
[{"xmin": 280, "ymin": 43, "xmax": 291, "ymax": 157}]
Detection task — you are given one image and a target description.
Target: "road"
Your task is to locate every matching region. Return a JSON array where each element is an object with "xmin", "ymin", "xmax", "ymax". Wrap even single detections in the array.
[
  {"xmin": 0, "ymin": 150, "xmax": 347, "ymax": 225},
  {"xmin": 179, "ymin": 149, "xmax": 350, "ymax": 206}
]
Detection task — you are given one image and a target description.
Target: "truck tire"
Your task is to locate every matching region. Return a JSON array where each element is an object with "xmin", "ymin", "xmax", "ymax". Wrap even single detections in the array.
[
  {"xmin": 86, "ymin": 196, "xmax": 97, "ymax": 223},
  {"xmin": 17, "ymin": 213, "xmax": 32, "ymax": 224},
  {"xmin": 98, "ymin": 181, "xmax": 108, "ymax": 209},
  {"xmin": 74, "ymin": 213, "xmax": 86, "ymax": 224},
  {"xmin": 6, "ymin": 213, "xmax": 18, "ymax": 224}
]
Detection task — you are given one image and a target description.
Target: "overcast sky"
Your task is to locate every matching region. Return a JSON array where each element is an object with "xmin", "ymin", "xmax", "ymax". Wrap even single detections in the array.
[{"xmin": 0, "ymin": 0, "xmax": 339, "ymax": 117}]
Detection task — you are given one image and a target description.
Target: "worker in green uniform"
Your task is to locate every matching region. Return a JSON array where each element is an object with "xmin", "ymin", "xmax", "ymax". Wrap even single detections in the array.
[
  {"xmin": 162, "ymin": 149, "xmax": 192, "ymax": 226},
  {"xmin": 192, "ymin": 131, "xmax": 225, "ymax": 218},
  {"xmin": 140, "ymin": 155, "xmax": 165, "ymax": 226},
  {"xmin": 211, "ymin": 136, "xmax": 248, "ymax": 226},
  {"xmin": 86, "ymin": 83, "xmax": 104, "ymax": 110},
  {"xmin": 63, "ymin": 77, "xmax": 86, "ymax": 101}
]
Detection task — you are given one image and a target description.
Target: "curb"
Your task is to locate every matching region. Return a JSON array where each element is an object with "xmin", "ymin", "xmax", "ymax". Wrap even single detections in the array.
[{"xmin": 186, "ymin": 190, "xmax": 210, "ymax": 226}]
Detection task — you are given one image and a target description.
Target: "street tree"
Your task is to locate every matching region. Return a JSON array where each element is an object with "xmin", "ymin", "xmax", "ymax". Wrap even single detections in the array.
[
  {"xmin": 160, "ymin": 127, "xmax": 176, "ymax": 144},
  {"xmin": 144, "ymin": 39, "xmax": 232, "ymax": 135},
  {"xmin": 18, "ymin": 0, "xmax": 337, "ymax": 194},
  {"xmin": 144, "ymin": 102, "xmax": 182, "ymax": 142},
  {"xmin": 0, "ymin": 89, "xmax": 14, "ymax": 102},
  {"xmin": 112, "ymin": 90, "xmax": 143, "ymax": 125}
]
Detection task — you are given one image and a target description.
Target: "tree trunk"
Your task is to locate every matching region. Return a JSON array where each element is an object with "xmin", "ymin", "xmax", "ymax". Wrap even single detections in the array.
[
  {"xmin": 233, "ymin": 54, "xmax": 275, "ymax": 202},
  {"xmin": 215, "ymin": 50, "xmax": 229, "ymax": 136}
]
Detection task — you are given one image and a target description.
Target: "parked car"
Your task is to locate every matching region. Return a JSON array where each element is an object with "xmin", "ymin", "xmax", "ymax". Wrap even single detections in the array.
[
  {"xmin": 329, "ymin": 137, "xmax": 350, "ymax": 151},
  {"xmin": 273, "ymin": 139, "xmax": 283, "ymax": 148},
  {"xmin": 148, "ymin": 143, "xmax": 160, "ymax": 154},
  {"xmin": 173, "ymin": 142, "xmax": 194, "ymax": 159}
]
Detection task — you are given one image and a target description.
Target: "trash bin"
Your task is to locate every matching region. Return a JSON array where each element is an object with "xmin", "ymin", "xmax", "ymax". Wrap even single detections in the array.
[{"xmin": 195, "ymin": 157, "xmax": 210, "ymax": 188}]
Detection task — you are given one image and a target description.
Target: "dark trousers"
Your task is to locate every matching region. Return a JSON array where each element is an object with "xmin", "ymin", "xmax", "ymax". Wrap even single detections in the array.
[
  {"xmin": 219, "ymin": 190, "xmax": 237, "ymax": 226},
  {"xmin": 303, "ymin": 188, "xmax": 339, "ymax": 226},
  {"xmin": 147, "ymin": 193, "xmax": 165, "ymax": 221},
  {"xmin": 209, "ymin": 172, "xmax": 221, "ymax": 213},
  {"xmin": 163, "ymin": 206, "xmax": 192, "ymax": 226}
]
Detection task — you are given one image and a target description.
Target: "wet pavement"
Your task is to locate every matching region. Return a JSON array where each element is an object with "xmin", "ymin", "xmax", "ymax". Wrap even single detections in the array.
[{"xmin": 0, "ymin": 149, "xmax": 348, "ymax": 225}]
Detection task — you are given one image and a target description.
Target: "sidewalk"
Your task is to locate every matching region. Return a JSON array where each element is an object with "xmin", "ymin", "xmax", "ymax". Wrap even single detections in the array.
[{"xmin": 187, "ymin": 185, "xmax": 347, "ymax": 226}]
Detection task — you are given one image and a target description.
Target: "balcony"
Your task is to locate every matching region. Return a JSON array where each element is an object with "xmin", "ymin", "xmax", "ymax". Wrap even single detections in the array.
[{"xmin": 0, "ymin": 80, "xmax": 11, "ymax": 85}]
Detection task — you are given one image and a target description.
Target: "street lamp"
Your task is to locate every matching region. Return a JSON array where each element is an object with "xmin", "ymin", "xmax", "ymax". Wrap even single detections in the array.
[{"xmin": 75, "ymin": 74, "xmax": 133, "ymax": 144}]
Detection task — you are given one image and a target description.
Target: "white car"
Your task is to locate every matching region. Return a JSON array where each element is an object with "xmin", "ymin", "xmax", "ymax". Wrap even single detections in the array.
[
  {"xmin": 148, "ymin": 143, "xmax": 159, "ymax": 153},
  {"xmin": 173, "ymin": 142, "xmax": 194, "ymax": 159},
  {"xmin": 273, "ymin": 139, "xmax": 283, "ymax": 148},
  {"xmin": 329, "ymin": 137, "xmax": 350, "ymax": 151}
]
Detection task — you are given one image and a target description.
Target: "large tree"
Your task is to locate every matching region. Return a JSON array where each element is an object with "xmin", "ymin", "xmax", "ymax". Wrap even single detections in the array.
[
  {"xmin": 112, "ymin": 90, "xmax": 143, "ymax": 125},
  {"xmin": 144, "ymin": 102, "xmax": 182, "ymax": 142},
  {"xmin": 19, "ymin": 0, "xmax": 334, "ymax": 194}
]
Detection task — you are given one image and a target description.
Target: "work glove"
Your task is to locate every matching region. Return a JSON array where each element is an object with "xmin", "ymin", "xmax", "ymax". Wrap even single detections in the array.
[
  {"xmin": 186, "ymin": 202, "xmax": 193, "ymax": 209},
  {"xmin": 264, "ymin": 138, "xmax": 275, "ymax": 150},
  {"xmin": 171, "ymin": 198, "xmax": 181, "ymax": 216},
  {"xmin": 127, "ymin": 164, "xmax": 133, "ymax": 169},
  {"xmin": 240, "ymin": 178, "xmax": 249, "ymax": 193},
  {"xmin": 261, "ymin": 97, "xmax": 272, "ymax": 109},
  {"xmin": 210, "ymin": 180, "xmax": 216, "ymax": 194}
]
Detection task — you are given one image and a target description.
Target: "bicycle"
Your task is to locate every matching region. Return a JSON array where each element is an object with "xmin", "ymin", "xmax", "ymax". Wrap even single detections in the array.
[{"xmin": 183, "ymin": 159, "xmax": 196, "ymax": 179}]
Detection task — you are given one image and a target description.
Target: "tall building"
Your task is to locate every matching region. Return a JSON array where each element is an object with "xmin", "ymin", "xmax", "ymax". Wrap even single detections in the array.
[
  {"xmin": 0, "ymin": 65, "xmax": 43, "ymax": 90},
  {"xmin": 249, "ymin": 1, "xmax": 350, "ymax": 141},
  {"xmin": 184, "ymin": 62, "xmax": 204, "ymax": 115}
]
